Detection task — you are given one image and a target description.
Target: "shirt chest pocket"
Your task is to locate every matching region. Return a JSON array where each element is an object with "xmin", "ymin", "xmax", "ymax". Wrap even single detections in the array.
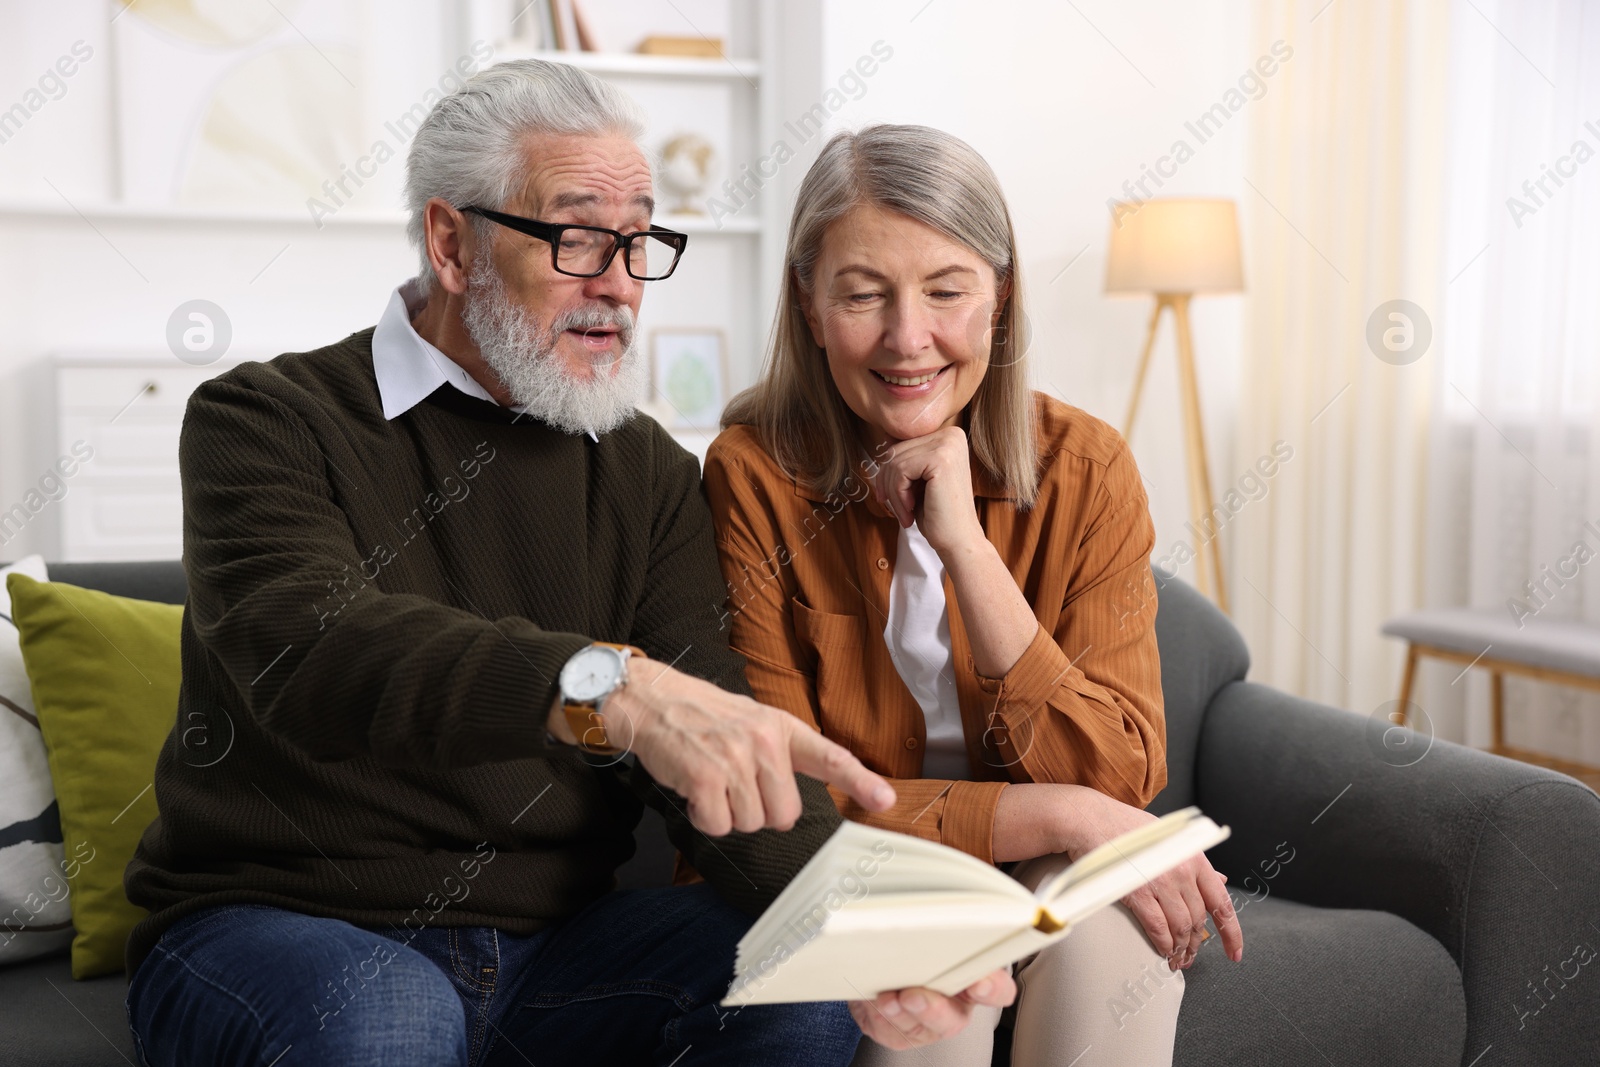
[{"xmin": 790, "ymin": 598, "xmax": 870, "ymax": 726}]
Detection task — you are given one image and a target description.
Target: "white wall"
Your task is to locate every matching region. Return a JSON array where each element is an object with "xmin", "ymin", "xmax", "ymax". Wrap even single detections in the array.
[
  {"xmin": 811, "ymin": 0, "xmax": 1254, "ymax": 589},
  {"xmin": 0, "ymin": 0, "xmax": 1254, "ymax": 574}
]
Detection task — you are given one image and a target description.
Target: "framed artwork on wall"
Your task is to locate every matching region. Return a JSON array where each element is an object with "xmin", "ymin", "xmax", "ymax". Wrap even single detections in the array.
[
  {"xmin": 650, "ymin": 329, "xmax": 726, "ymax": 429},
  {"xmin": 110, "ymin": 0, "xmax": 366, "ymax": 210}
]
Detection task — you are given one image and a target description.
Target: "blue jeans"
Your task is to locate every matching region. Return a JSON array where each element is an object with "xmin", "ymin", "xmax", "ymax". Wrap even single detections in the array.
[{"xmin": 126, "ymin": 884, "xmax": 861, "ymax": 1066}]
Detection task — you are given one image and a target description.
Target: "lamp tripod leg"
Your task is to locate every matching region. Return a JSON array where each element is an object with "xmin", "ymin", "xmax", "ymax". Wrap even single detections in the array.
[
  {"xmin": 1172, "ymin": 294, "xmax": 1228, "ymax": 614},
  {"xmin": 1122, "ymin": 298, "xmax": 1167, "ymax": 442}
]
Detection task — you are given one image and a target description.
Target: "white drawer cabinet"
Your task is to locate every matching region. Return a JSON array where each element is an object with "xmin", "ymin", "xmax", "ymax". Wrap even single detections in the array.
[
  {"xmin": 59, "ymin": 482, "xmax": 187, "ymax": 556},
  {"xmin": 55, "ymin": 357, "xmax": 246, "ymax": 561}
]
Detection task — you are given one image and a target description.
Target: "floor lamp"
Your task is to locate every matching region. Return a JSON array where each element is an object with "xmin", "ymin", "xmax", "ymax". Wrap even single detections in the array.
[{"xmin": 1105, "ymin": 198, "xmax": 1243, "ymax": 614}]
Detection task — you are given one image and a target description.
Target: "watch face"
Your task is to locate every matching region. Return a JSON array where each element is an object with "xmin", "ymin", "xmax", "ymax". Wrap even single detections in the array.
[{"xmin": 561, "ymin": 646, "xmax": 624, "ymax": 702}]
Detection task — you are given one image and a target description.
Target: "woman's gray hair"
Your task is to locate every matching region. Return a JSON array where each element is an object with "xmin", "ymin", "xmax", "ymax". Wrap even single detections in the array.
[
  {"xmin": 403, "ymin": 59, "xmax": 647, "ymax": 294},
  {"xmin": 723, "ymin": 124, "xmax": 1040, "ymax": 505}
]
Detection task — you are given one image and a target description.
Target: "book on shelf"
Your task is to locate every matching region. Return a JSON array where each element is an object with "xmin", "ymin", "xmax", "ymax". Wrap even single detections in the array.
[
  {"xmin": 569, "ymin": 0, "xmax": 601, "ymax": 51},
  {"xmin": 724, "ymin": 805, "xmax": 1229, "ymax": 1006},
  {"xmin": 510, "ymin": 0, "xmax": 558, "ymax": 51},
  {"xmin": 637, "ymin": 35, "xmax": 724, "ymax": 59},
  {"xmin": 549, "ymin": 0, "xmax": 569, "ymax": 51}
]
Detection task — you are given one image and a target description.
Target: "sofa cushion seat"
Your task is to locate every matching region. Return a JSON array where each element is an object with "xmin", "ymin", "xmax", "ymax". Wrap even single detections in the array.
[
  {"xmin": 0, "ymin": 952, "xmax": 132, "ymax": 1066},
  {"xmin": 1175, "ymin": 895, "xmax": 1466, "ymax": 1066}
]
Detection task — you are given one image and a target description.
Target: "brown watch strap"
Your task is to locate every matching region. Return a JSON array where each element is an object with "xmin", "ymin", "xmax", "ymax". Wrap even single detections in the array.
[
  {"xmin": 562, "ymin": 704, "xmax": 621, "ymax": 754},
  {"xmin": 561, "ymin": 642, "xmax": 638, "ymax": 754}
]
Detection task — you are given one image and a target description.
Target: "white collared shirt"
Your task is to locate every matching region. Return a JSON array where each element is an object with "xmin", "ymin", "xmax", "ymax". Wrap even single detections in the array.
[{"xmin": 371, "ymin": 278, "xmax": 597, "ymax": 442}]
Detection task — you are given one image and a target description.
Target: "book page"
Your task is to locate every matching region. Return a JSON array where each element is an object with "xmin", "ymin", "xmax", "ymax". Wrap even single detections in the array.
[
  {"xmin": 726, "ymin": 902, "xmax": 1029, "ymax": 1006},
  {"xmin": 923, "ymin": 925, "xmax": 1061, "ymax": 995},
  {"xmin": 1034, "ymin": 806, "xmax": 1209, "ymax": 903},
  {"xmin": 736, "ymin": 821, "xmax": 1029, "ymax": 965}
]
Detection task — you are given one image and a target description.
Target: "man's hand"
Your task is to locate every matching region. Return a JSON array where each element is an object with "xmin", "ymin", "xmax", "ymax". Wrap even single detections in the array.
[
  {"xmin": 850, "ymin": 970, "xmax": 1016, "ymax": 1050},
  {"xmin": 593, "ymin": 657, "xmax": 896, "ymax": 836}
]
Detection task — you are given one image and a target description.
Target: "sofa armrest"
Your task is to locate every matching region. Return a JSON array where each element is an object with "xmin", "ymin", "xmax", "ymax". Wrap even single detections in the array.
[{"xmin": 1195, "ymin": 680, "xmax": 1600, "ymax": 1062}]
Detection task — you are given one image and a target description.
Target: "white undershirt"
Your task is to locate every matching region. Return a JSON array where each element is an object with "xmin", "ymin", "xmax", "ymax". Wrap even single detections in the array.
[{"xmin": 884, "ymin": 522, "xmax": 970, "ymax": 780}]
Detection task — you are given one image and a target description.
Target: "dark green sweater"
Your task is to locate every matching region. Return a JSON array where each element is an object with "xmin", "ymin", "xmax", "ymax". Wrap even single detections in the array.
[{"xmin": 123, "ymin": 327, "xmax": 840, "ymax": 979}]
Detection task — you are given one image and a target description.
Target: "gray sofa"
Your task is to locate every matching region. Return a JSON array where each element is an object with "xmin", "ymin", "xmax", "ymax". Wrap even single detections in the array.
[{"xmin": 2, "ymin": 561, "xmax": 1596, "ymax": 1066}]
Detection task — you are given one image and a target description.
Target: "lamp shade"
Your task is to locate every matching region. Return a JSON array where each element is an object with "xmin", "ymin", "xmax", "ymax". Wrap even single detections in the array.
[{"xmin": 1104, "ymin": 198, "xmax": 1243, "ymax": 294}]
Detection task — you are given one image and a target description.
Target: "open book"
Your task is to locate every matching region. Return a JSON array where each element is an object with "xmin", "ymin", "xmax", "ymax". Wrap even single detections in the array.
[{"xmin": 723, "ymin": 806, "xmax": 1229, "ymax": 1005}]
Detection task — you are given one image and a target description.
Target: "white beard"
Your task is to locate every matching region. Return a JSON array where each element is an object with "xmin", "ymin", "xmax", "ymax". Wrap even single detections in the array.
[{"xmin": 460, "ymin": 246, "xmax": 646, "ymax": 436}]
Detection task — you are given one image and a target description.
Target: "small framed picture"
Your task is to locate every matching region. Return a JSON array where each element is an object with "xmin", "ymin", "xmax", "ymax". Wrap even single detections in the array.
[{"xmin": 651, "ymin": 329, "xmax": 727, "ymax": 429}]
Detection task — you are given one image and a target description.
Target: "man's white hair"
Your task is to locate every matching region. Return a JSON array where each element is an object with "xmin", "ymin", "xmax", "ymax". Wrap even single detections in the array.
[{"xmin": 403, "ymin": 59, "xmax": 647, "ymax": 295}]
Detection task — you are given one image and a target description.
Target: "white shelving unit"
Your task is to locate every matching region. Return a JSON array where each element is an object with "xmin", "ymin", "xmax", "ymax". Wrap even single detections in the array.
[
  {"xmin": 0, "ymin": 201, "xmax": 406, "ymax": 228},
  {"xmin": 16, "ymin": 1, "xmax": 823, "ymax": 559}
]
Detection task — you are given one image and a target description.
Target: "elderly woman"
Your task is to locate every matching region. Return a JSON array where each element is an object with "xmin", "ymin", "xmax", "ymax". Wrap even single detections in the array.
[{"xmin": 702, "ymin": 125, "xmax": 1243, "ymax": 1064}]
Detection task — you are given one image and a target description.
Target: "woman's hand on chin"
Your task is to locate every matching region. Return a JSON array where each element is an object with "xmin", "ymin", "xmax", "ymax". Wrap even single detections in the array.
[
  {"xmin": 871, "ymin": 425, "xmax": 986, "ymax": 555},
  {"xmin": 873, "ymin": 424, "xmax": 1038, "ymax": 678}
]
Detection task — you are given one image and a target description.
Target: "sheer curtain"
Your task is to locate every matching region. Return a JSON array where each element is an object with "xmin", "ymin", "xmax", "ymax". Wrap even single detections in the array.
[
  {"xmin": 1231, "ymin": 0, "xmax": 1451, "ymax": 718},
  {"xmin": 1420, "ymin": 0, "xmax": 1600, "ymax": 761}
]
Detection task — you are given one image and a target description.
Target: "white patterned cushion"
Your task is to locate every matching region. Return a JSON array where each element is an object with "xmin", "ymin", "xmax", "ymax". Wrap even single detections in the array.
[{"xmin": 0, "ymin": 555, "xmax": 74, "ymax": 966}]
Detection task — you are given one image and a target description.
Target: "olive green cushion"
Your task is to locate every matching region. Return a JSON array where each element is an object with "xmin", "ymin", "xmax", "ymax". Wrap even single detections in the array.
[{"xmin": 6, "ymin": 574, "xmax": 181, "ymax": 979}]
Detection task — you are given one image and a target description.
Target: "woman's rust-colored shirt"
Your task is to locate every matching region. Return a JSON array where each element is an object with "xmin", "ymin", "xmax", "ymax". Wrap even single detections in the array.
[{"xmin": 702, "ymin": 392, "xmax": 1167, "ymax": 864}]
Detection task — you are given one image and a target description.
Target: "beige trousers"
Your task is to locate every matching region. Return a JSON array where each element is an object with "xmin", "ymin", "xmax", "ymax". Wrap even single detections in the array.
[{"xmin": 851, "ymin": 852, "xmax": 1184, "ymax": 1067}]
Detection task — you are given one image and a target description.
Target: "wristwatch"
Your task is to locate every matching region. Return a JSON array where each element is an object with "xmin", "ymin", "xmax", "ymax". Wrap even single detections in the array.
[{"xmin": 554, "ymin": 642, "xmax": 634, "ymax": 754}]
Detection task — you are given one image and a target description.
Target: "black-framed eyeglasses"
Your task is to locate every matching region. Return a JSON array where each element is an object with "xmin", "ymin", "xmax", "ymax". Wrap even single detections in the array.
[{"xmin": 461, "ymin": 206, "xmax": 688, "ymax": 281}]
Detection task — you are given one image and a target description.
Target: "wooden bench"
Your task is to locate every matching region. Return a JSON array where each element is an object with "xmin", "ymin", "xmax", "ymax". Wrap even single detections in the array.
[{"xmin": 1381, "ymin": 608, "xmax": 1600, "ymax": 790}]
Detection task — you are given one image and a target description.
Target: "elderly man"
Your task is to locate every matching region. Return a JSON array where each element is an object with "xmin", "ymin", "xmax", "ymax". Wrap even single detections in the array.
[{"xmin": 123, "ymin": 60, "xmax": 1011, "ymax": 1066}]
